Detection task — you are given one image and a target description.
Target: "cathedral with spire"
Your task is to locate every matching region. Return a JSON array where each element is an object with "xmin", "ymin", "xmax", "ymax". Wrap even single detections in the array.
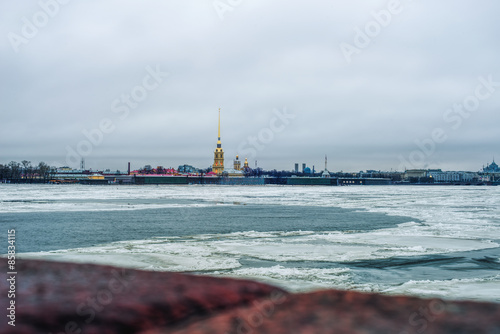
[
  {"xmin": 211, "ymin": 108, "xmax": 246, "ymax": 177},
  {"xmin": 212, "ymin": 108, "xmax": 224, "ymax": 175}
]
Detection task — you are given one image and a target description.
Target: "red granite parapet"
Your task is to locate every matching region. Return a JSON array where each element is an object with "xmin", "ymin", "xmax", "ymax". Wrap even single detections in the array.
[
  {"xmin": 153, "ymin": 289, "xmax": 500, "ymax": 334},
  {"xmin": 0, "ymin": 259, "xmax": 285, "ymax": 334},
  {"xmin": 1, "ymin": 259, "xmax": 499, "ymax": 334}
]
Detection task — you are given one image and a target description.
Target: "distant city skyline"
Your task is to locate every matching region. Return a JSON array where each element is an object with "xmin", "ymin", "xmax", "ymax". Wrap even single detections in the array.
[
  {"xmin": 2, "ymin": 154, "xmax": 498, "ymax": 174},
  {"xmin": 1, "ymin": 1, "xmax": 499, "ymax": 172}
]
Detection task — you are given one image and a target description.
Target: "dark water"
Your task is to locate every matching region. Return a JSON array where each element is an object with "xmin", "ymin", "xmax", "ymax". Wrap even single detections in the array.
[{"xmin": 1, "ymin": 204, "xmax": 412, "ymax": 253}]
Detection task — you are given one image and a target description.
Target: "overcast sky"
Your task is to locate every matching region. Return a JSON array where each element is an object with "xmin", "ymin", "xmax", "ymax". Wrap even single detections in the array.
[{"xmin": 1, "ymin": 1, "xmax": 499, "ymax": 172}]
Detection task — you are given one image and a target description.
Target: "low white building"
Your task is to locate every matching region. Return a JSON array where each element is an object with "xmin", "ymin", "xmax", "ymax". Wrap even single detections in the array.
[{"xmin": 427, "ymin": 171, "xmax": 477, "ymax": 183}]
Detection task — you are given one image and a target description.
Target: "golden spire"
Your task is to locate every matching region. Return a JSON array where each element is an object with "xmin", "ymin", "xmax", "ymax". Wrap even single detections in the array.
[{"xmin": 217, "ymin": 108, "xmax": 221, "ymax": 144}]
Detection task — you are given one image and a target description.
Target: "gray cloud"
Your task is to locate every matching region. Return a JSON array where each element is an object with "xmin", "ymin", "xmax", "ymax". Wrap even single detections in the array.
[{"xmin": 1, "ymin": 0, "xmax": 499, "ymax": 172}]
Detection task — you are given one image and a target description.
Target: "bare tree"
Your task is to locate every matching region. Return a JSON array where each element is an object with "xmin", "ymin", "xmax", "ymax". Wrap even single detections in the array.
[
  {"xmin": 21, "ymin": 160, "xmax": 32, "ymax": 182},
  {"xmin": 0, "ymin": 164, "xmax": 7, "ymax": 181},
  {"xmin": 28, "ymin": 163, "xmax": 34, "ymax": 181},
  {"xmin": 38, "ymin": 162, "xmax": 50, "ymax": 181},
  {"xmin": 8, "ymin": 161, "xmax": 21, "ymax": 180}
]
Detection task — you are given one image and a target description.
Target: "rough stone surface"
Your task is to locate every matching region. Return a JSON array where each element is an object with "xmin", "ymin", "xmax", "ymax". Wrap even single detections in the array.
[
  {"xmin": 1, "ymin": 259, "xmax": 500, "ymax": 334},
  {"xmin": 153, "ymin": 290, "xmax": 500, "ymax": 334},
  {"xmin": 0, "ymin": 259, "xmax": 285, "ymax": 334}
]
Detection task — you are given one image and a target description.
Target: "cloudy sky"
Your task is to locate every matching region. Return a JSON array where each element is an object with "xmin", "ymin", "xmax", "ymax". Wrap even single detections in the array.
[{"xmin": 1, "ymin": 1, "xmax": 499, "ymax": 172}]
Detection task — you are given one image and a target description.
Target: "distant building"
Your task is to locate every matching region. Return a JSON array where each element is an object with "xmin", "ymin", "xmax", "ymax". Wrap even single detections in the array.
[
  {"xmin": 481, "ymin": 159, "xmax": 500, "ymax": 183},
  {"xmin": 404, "ymin": 169, "xmax": 427, "ymax": 179},
  {"xmin": 224, "ymin": 168, "xmax": 244, "ymax": 177},
  {"xmin": 233, "ymin": 155, "xmax": 241, "ymax": 171},
  {"xmin": 224, "ymin": 155, "xmax": 244, "ymax": 177},
  {"xmin": 53, "ymin": 167, "xmax": 94, "ymax": 181},
  {"xmin": 294, "ymin": 163, "xmax": 299, "ymax": 174},
  {"xmin": 212, "ymin": 108, "xmax": 224, "ymax": 175},
  {"xmin": 428, "ymin": 170, "xmax": 477, "ymax": 183},
  {"xmin": 483, "ymin": 159, "xmax": 500, "ymax": 173},
  {"xmin": 322, "ymin": 155, "xmax": 330, "ymax": 178},
  {"xmin": 178, "ymin": 165, "xmax": 199, "ymax": 174}
]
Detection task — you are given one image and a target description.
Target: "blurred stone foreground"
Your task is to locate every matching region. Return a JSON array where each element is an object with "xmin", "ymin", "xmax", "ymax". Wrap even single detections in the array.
[{"xmin": 1, "ymin": 260, "xmax": 499, "ymax": 334}]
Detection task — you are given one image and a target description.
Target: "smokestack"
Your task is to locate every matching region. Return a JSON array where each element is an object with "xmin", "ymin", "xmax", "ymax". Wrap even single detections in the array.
[{"xmin": 128, "ymin": 162, "xmax": 131, "ymax": 175}]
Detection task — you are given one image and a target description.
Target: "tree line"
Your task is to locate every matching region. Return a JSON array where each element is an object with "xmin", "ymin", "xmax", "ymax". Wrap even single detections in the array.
[{"xmin": 0, "ymin": 161, "xmax": 56, "ymax": 183}]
